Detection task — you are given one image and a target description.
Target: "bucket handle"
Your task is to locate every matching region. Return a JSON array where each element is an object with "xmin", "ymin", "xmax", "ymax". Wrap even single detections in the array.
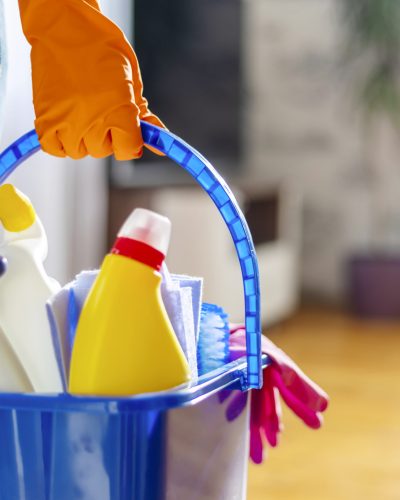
[{"xmin": 0, "ymin": 122, "xmax": 262, "ymax": 390}]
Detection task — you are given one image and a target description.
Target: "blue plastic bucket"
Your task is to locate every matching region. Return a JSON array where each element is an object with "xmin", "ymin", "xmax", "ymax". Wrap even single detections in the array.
[{"xmin": 0, "ymin": 123, "xmax": 265, "ymax": 500}]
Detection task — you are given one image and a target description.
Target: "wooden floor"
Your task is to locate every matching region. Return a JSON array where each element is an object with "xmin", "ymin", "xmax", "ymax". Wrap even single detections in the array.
[{"xmin": 247, "ymin": 307, "xmax": 400, "ymax": 500}]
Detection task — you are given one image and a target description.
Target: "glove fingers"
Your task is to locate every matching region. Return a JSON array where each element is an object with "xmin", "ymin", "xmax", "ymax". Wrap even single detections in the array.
[
  {"xmin": 39, "ymin": 107, "xmax": 162, "ymax": 162},
  {"xmin": 84, "ymin": 125, "xmax": 113, "ymax": 159},
  {"xmin": 271, "ymin": 369, "xmax": 322, "ymax": 429}
]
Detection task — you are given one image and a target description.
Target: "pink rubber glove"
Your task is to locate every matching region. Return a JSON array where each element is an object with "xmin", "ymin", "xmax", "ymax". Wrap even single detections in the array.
[{"xmin": 228, "ymin": 326, "xmax": 329, "ymax": 464}]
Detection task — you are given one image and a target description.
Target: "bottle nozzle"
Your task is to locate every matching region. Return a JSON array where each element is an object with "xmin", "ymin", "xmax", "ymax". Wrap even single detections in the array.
[
  {"xmin": 118, "ymin": 208, "xmax": 171, "ymax": 256},
  {"xmin": 0, "ymin": 184, "xmax": 36, "ymax": 232}
]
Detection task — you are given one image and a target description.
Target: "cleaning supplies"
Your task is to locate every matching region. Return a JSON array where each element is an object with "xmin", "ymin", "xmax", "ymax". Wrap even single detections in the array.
[
  {"xmin": 69, "ymin": 208, "xmax": 191, "ymax": 396},
  {"xmin": 0, "ymin": 184, "xmax": 63, "ymax": 392},
  {"xmin": 197, "ymin": 303, "xmax": 230, "ymax": 376},
  {"xmin": 49, "ymin": 268, "xmax": 202, "ymax": 387}
]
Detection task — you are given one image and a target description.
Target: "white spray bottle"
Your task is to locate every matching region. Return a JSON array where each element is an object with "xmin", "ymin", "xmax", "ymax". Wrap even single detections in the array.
[{"xmin": 0, "ymin": 184, "xmax": 63, "ymax": 392}]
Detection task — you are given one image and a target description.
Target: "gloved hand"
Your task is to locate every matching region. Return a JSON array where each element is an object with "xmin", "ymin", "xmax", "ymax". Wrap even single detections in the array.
[
  {"xmin": 18, "ymin": 0, "xmax": 165, "ymax": 160},
  {"xmin": 227, "ymin": 326, "xmax": 329, "ymax": 464}
]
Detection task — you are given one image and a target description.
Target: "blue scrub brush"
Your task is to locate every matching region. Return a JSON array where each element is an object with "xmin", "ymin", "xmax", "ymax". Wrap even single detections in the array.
[{"xmin": 197, "ymin": 303, "xmax": 230, "ymax": 376}]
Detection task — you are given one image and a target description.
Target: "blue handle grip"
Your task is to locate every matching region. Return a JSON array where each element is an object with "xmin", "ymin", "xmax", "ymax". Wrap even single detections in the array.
[{"xmin": 0, "ymin": 123, "xmax": 262, "ymax": 390}]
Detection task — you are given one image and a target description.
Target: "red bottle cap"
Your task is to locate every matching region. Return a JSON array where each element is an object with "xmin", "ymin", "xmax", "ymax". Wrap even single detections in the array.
[
  {"xmin": 111, "ymin": 237, "xmax": 165, "ymax": 270},
  {"xmin": 111, "ymin": 208, "xmax": 171, "ymax": 270}
]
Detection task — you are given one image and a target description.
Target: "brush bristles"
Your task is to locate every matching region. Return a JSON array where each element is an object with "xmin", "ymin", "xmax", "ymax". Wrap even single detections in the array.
[{"xmin": 197, "ymin": 303, "xmax": 230, "ymax": 376}]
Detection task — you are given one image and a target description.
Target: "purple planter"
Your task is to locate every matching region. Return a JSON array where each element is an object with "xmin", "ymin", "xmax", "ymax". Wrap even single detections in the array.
[{"xmin": 349, "ymin": 255, "xmax": 400, "ymax": 318}]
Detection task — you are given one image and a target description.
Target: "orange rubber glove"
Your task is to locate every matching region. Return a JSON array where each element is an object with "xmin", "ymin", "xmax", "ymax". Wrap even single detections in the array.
[{"xmin": 18, "ymin": 0, "xmax": 165, "ymax": 160}]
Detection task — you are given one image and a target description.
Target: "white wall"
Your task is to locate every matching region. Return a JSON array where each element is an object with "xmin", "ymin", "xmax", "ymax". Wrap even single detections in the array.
[
  {"xmin": 1, "ymin": 1, "xmax": 108, "ymax": 284},
  {"xmin": 102, "ymin": 0, "xmax": 133, "ymax": 40}
]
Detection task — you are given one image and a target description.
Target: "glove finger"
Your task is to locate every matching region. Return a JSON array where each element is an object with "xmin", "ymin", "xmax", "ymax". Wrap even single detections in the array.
[
  {"xmin": 271, "ymin": 369, "xmax": 322, "ymax": 429},
  {"xmin": 226, "ymin": 391, "xmax": 248, "ymax": 422},
  {"xmin": 111, "ymin": 127, "xmax": 143, "ymax": 161},
  {"xmin": 262, "ymin": 370, "xmax": 282, "ymax": 446},
  {"xmin": 250, "ymin": 425, "xmax": 264, "ymax": 464},
  {"xmin": 84, "ymin": 125, "xmax": 113, "ymax": 159},
  {"xmin": 261, "ymin": 379, "xmax": 281, "ymax": 448},
  {"xmin": 251, "ymin": 389, "xmax": 264, "ymax": 427},
  {"xmin": 218, "ymin": 389, "xmax": 232, "ymax": 404},
  {"xmin": 37, "ymin": 130, "xmax": 66, "ymax": 158},
  {"xmin": 249, "ymin": 386, "xmax": 267, "ymax": 463},
  {"xmin": 263, "ymin": 411, "xmax": 280, "ymax": 448},
  {"xmin": 104, "ymin": 104, "xmax": 143, "ymax": 161},
  {"xmin": 56, "ymin": 129, "xmax": 87, "ymax": 160},
  {"xmin": 274, "ymin": 387, "xmax": 283, "ymax": 424},
  {"xmin": 140, "ymin": 112, "xmax": 166, "ymax": 130},
  {"xmin": 279, "ymin": 369, "xmax": 329, "ymax": 412}
]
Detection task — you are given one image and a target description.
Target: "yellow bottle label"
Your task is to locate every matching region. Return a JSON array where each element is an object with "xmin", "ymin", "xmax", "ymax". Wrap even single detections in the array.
[
  {"xmin": 0, "ymin": 184, "xmax": 36, "ymax": 232},
  {"xmin": 69, "ymin": 254, "xmax": 191, "ymax": 396}
]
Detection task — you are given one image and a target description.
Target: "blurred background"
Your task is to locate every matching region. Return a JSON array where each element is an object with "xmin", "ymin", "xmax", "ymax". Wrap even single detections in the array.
[{"xmin": 4, "ymin": 0, "xmax": 400, "ymax": 498}]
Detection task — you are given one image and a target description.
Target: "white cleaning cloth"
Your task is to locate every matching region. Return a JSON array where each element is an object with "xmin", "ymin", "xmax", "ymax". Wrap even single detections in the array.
[
  {"xmin": 160, "ymin": 265, "xmax": 203, "ymax": 380},
  {"xmin": 47, "ymin": 271, "xmax": 97, "ymax": 388},
  {"xmin": 170, "ymin": 274, "xmax": 203, "ymax": 343}
]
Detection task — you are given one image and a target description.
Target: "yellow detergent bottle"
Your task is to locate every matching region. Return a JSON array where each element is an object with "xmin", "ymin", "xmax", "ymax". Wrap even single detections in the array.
[{"xmin": 69, "ymin": 208, "xmax": 191, "ymax": 396}]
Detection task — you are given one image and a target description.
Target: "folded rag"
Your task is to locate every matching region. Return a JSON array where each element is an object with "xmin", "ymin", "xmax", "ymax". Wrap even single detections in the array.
[
  {"xmin": 170, "ymin": 274, "xmax": 203, "ymax": 343},
  {"xmin": 46, "ymin": 271, "xmax": 98, "ymax": 388},
  {"xmin": 161, "ymin": 265, "xmax": 203, "ymax": 379}
]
